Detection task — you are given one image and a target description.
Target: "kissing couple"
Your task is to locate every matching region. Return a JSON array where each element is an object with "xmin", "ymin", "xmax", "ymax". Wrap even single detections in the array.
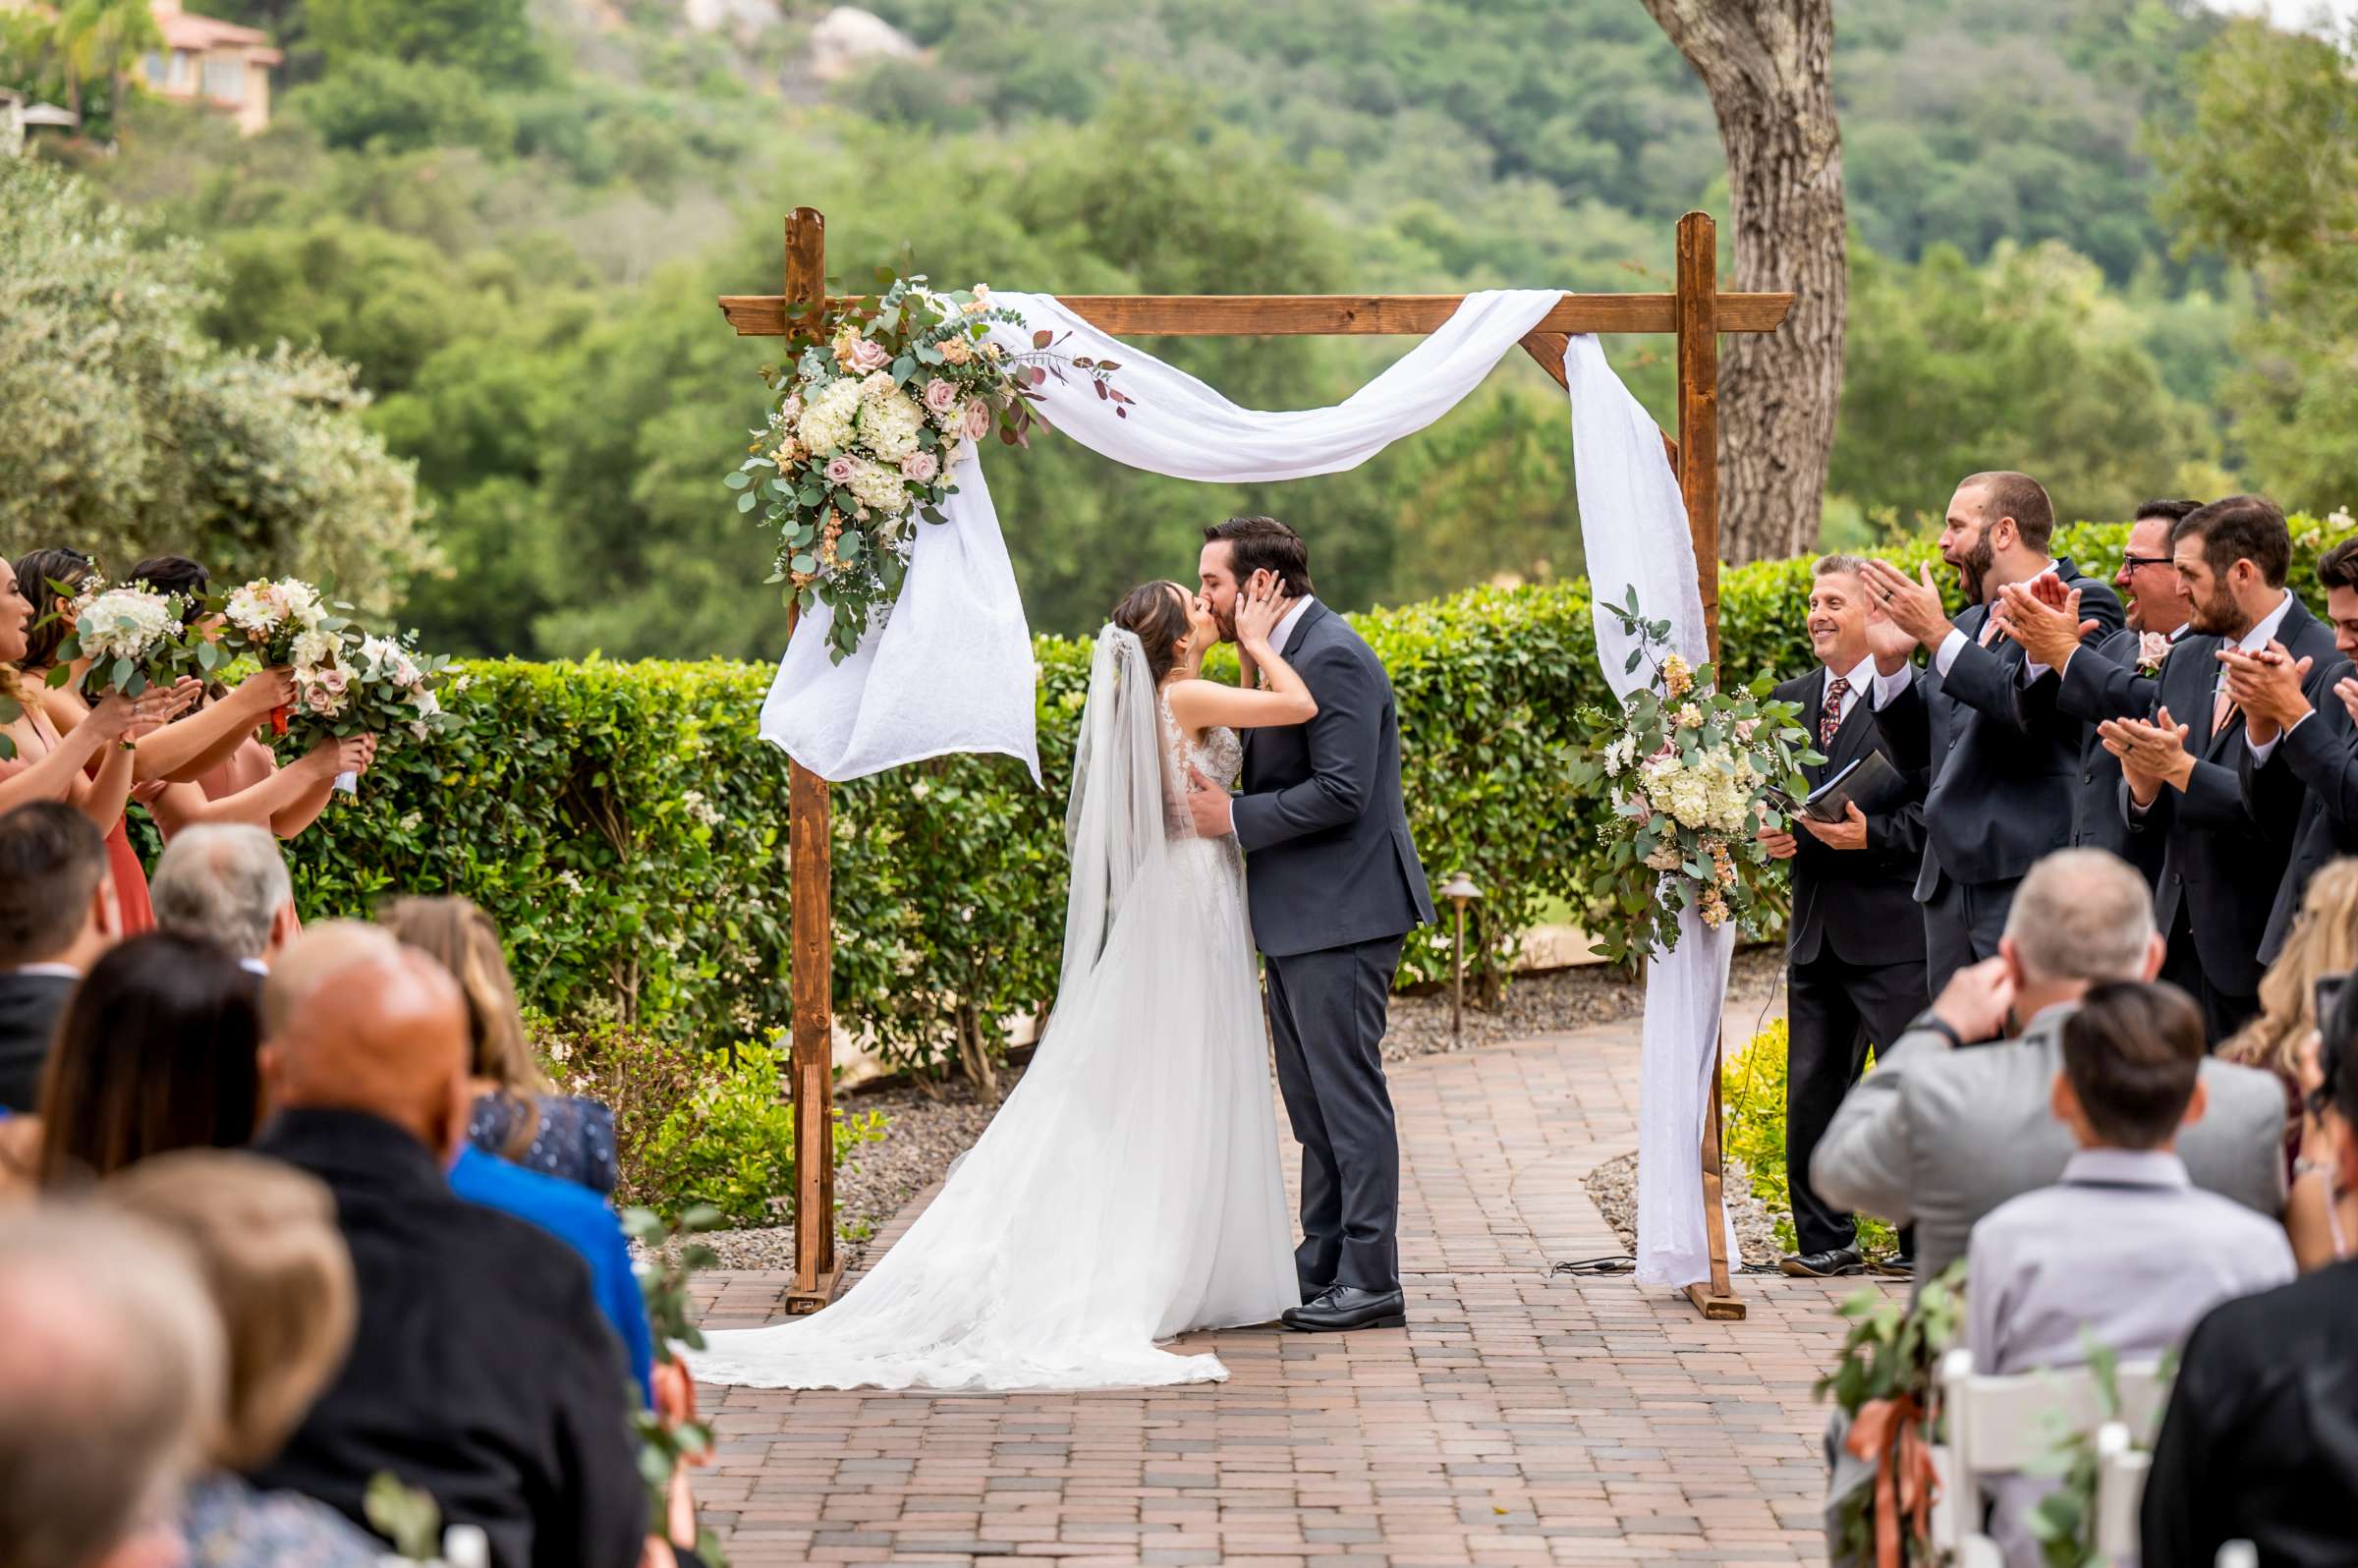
[{"xmin": 691, "ymin": 514, "xmax": 1436, "ymax": 1391}]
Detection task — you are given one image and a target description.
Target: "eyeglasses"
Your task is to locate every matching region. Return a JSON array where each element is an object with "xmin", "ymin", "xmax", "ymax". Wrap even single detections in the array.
[{"xmin": 2120, "ymin": 554, "xmax": 2174, "ymax": 572}]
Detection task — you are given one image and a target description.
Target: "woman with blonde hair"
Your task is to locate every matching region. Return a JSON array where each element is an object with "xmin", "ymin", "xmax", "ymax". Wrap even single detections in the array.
[
  {"xmin": 107, "ymin": 1149, "xmax": 380, "ymax": 1567},
  {"xmin": 2223, "ymin": 858, "xmax": 2358, "ymax": 1267},
  {"xmin": 377, "ymin": 895, "xmax": 618, "ymax": 1194}
]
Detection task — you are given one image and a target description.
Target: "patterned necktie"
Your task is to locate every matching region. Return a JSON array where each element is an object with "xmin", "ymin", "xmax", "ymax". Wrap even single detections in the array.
[
  {"xmin": 2213, "ymin": 672, "xmax": 2235, "ymax": 741},
  {"xmin": 1822, "ymin": 675, "xmax": 1850, "ymax": 749}
]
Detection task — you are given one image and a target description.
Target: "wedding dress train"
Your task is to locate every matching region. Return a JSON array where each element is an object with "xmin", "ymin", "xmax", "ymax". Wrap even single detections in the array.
[{"xmin": 687, "ymin": 629, "xmax": 1296, "ymax": 1390}]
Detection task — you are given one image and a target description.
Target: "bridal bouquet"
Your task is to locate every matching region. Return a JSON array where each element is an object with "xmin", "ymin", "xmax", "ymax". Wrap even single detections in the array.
[
  {"xmin": 727, "ymin": 274, "xmax": 1136, "ymax": 661},
  {"xmin": 1568, "ymin": 587, "xmax": 1819, "ymax": 962},
  {"xmin": 280, "ymin": 628, "xmax": 457, "ymax": 794},
  {"xmin": 46, "ymin": 579, "xmax": 201, "ymax": 700},
  {"xmin": 213, "ymin": 576, "xmax": 347, "ymax": 736}
]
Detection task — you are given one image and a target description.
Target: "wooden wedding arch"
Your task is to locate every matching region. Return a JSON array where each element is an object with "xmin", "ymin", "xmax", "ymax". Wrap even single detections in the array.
[{"xmin": 719, "ymin": 206, "xmax": 1793, "ymax": 1322}]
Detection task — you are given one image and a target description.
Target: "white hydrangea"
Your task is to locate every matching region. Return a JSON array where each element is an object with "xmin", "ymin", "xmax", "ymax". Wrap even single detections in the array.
[
  {"xmin": 795, "ymin": 377, "xmax": 862, "ymax": 456},
  {"xmin": 845, "ymin": 457, "xmax": 910, "ymax": 518},
  {"xmin": 291, "ymin": 628, "xmax": 343, "ymax": 672},
  {"xmin": 75, "ymin": 588, "xmax": 179, "ymax": 664},
  {"xmin": 860, "ymin": 386, "xmax": 927, "ymax": 463},
  {"xmin": 1600, "ymin": 735, "xmax": 1636, "ymax": 776}
]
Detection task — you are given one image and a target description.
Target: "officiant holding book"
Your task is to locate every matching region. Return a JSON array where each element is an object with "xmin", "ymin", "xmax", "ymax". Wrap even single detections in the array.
[{"xmin": 1758, "ymin": 554, "xmax": 1930, "ymax": 1278}]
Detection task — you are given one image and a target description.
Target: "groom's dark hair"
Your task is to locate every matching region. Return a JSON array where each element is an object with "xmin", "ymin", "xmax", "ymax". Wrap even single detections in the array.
[{"xmin": 1205, "ymin": 516, "xmax": 1315, "ymax": 597}]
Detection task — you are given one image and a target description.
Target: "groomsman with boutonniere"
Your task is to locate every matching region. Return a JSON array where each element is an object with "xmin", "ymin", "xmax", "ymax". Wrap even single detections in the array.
[
  {"xmin": 2223, "ymin": 534, "xmax": 2358, "ymax": 966},
  {"xmin": 2046, "ymin": 497, "xmax": 2336, "ymax": 1041},
  {"xmin": 1756, "ymin": 555, "xmax": 1929, "ymax": 1279},
  {"xmin": 1856, "ymin": 472, "xmax": 2124, "ymax": 995},
  {"xmin": 1993, "ymin": 498, "xmax": 2203, "ymax": 892}
]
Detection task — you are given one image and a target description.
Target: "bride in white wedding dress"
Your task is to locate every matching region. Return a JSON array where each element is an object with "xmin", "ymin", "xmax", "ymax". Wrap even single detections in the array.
[{"xmin": 689, "ymin": 574, "xmax": 1319, "ymax": 1390}]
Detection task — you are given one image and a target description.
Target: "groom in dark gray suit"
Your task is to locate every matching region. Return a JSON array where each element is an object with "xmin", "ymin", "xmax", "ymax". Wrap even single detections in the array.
[{"xmin": 1186, "ymin": 516, "xmax": 1435, "ymax": 1332}]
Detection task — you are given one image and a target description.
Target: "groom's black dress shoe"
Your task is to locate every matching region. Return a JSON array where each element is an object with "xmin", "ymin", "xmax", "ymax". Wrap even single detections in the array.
[
  {"xmin": 1281, "ymin": 1284, "xmax": 1406, "ymax": 1332},
  {"xmin": 1778, "ymin": 1246, "xmax": 1865, "ymax": 1278}
]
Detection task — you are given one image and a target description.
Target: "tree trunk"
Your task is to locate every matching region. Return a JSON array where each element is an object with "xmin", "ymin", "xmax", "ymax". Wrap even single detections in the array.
[{"xmin": 1640, "ymin": 0, "xmax": 1846, "ymax": 565}]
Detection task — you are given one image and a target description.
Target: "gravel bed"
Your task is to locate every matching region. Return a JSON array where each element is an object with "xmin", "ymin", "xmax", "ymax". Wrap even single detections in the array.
[
  {"xmin": 692, "ymin": 948, "xmax": 1791, "ymax": 1274},
  {"xmin": 1579, "ymin": 1148, "xmax": 1786, "ymax": 1271}
]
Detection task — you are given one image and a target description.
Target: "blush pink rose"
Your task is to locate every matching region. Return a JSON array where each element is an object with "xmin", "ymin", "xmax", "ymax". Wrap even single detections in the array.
[
  {"xmin": 844, "ymin": 337, "xmax": 891, "ymax": 373},
  {"xmin": 922, "ymin": 377, "xmax": 960, "ymax": 415},
  {"xmin": 900, "ymin": 451, "xmax": 939, "ymax": 483},
  {"xmin": 962, "ymin": 397, "xmax": 993, "ymax": 441},
  {"xmin": 823, "ymin": 455, "xmax": 858, "ymax": 485}
]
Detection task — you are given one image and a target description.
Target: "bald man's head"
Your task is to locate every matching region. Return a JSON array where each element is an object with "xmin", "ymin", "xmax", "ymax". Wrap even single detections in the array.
[{"xmin": 259, "ymin": 921, "xmax": 473, "ymax": 1163}]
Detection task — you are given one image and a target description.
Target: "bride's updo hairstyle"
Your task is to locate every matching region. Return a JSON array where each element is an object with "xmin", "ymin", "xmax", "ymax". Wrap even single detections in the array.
[{"xmin": 1111, "ymin": 581, "xmax": 1191, "ymax": 686}]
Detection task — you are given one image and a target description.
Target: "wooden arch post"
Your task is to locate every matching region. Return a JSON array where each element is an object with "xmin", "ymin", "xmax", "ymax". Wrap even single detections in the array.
[{"xmin": 723, "ymin": 206, "xmax": 1782, "ymax": 1321}]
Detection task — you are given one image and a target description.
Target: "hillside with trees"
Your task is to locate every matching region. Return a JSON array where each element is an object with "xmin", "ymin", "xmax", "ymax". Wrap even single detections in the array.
[{"xmin": 1, "ymin": 0, "xmax": 2330, "ymax": 657}]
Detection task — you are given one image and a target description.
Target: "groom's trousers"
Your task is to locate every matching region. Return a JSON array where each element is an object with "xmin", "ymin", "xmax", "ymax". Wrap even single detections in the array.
[{"xmin": 1264, "ymin": 932, "xmax": 1405, "ymax": 1297}]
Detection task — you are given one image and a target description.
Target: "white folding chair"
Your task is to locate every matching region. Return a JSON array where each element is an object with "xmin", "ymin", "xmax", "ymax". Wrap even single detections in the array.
[{"xmin": 1931, "ymin": 1348, "xmax": 2167, "ymax": 1567}]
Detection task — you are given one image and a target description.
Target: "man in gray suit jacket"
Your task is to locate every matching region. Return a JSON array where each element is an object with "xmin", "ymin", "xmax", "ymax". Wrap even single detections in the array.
[
  {"xmin": 1811, "ymin": 847, "xmax": 2286, "ymax": 1295},
  {"xmin": 1187, "ymin": 517, "xmax": 1434, "ymax": 1333}
]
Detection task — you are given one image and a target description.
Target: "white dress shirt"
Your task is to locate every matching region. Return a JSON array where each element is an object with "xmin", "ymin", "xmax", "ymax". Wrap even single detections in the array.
[
  {"xmin": 1820, "ymin": 653, "xmax": 1876, "ymax": 729},
  {"xmin": 9, "ymin": 963, "xmax": 79, "ymax": 980},
  {"xmin": 1870, "ymin": 563, "xmax": 2058, "ymax": 710},
  {"xmin": 1268, "ymin": 594, "xmax": 1317, "ymax": 657},
  {"xmin": 2229, "ymin": 589, "xmax": 2299, "ymax": 765},
  {"xmin": 1964, "ymin": 1147, "xmax": 2295, "ymax": 1567}
]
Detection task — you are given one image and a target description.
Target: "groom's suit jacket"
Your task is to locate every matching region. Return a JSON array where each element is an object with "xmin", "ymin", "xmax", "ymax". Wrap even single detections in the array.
[{"xmin": 1235, "ymin": 601, "xmax": 1435, "ymax": 958}]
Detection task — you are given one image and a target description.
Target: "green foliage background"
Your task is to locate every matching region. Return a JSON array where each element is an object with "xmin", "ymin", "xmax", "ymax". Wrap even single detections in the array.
[
  {"xmin": 12, "ymin": 0, "xmax": 2334, "ymax": 669},
  {"xmin": 267, "ymin": 514, "xmax": 2347, "ymax": 1071}
]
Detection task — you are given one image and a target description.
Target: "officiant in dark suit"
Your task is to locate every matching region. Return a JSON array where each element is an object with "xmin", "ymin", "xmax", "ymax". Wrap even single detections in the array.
[
  {"xmin": 1757, "ymin": 556, "xmax": 1929, "ymax": 1278},
  {"xmin": 1858, "ymin": 472, "xmax": 2125, "ymax": 994}
]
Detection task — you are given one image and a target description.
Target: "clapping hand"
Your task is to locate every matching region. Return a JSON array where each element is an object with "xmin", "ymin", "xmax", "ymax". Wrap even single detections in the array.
[
  {"xmin": 1864, "ymin": 600, "xmax": 1918, "ymax": 675},
  {"xmin": 2219, "ymin": 640, "xmax": 2312, "ymax": 744},
  {"xmin": 1230, "ymin": 572, "xmax": 1292, "ymax": 651},
  {"xmin": 2335, "ymin": 675, "xmax": 2358, "ymax": 730},
  {"xmin": 2099, "ymin": 706, "xmax": 2195, "ymax": 804},
  {"xmin": 1858, "ymin": 560, "xmax": 1955, "ymax": 650},
  {"xmin": 1992, "ymin": 581, "xmax": 2094, "ymax": 670}
]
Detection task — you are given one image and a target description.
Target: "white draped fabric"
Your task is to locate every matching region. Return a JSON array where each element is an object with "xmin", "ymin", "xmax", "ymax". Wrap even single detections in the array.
[{"xmin": 757, "ymin": 289, "xmax": 1734, "ymax": 1288}]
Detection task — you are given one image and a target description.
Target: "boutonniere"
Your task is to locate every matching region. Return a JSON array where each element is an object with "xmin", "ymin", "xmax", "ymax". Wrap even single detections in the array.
[{"xmin": 2136, "ymin": 632, "xmax": 2172, "ymax": 675}]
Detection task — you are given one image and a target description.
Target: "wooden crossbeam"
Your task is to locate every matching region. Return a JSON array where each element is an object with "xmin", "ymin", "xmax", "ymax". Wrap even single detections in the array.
[{"xmin": 718, "ymin": 290, "xmax": 1793, "ymax": 340}]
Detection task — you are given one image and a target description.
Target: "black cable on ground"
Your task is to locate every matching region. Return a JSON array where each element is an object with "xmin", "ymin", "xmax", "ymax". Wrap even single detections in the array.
[{"xmin": 1549, "ymin": 1255, "xmax": 1635, "ymax": 1275}]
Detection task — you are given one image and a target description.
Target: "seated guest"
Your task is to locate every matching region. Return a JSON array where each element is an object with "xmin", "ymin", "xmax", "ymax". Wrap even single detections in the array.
[
  {"xmin": 1813, "ymin": 848, "xmax": 2288, "ymax": 1290},
  {"xmin": 34, "ymin": 933, "xmax": 262, "ymax": 1185},
  {"xmin": 246, "ymin": 922, "xmax": 643, "ymax": 1568},
  {"xmin": 446, "ymin": 1138, "xmax": 654, "ymax": 1405},
  {"xmin": 152, "ymin": 823, "xmax": 301, "ymax": 976},
  {"xmin": 0, "ymin": 1204, "xmax": 225, "ymax": 1568},
  {"xmin": 2287, "ymin": 1021, "xmax": 2358, "ymax": 1269},
  {"xmin": 128, "ymin": 554, "xmax": 375, "ymax": 842},
  {"xmin": 1966, "ymin": 980, "xmax": 2295, "ymax": 1565},
  {"xmin": 108, "ymin": 1150, "xmax": 381, "ymax": 1568},
  {"xmin": 0, "ymin": 803, "xmax": 120, "ymax": 1112},
  {"xmin": 2143, "ymin": 980, "xmax": 2358, "ymax": 1565},
  {"xmin": 2221, "ymin": 859, "xmax": 2358, "ymax": 1263},
  {"xmin": 380, "ymin": 896, "xmax": 618, "ymax": 1194}
]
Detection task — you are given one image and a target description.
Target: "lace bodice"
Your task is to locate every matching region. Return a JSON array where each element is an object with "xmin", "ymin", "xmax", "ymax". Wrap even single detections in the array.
[{"xmin": 1160, "ymin": 694, "xmax": 1242, "ymax": 791}]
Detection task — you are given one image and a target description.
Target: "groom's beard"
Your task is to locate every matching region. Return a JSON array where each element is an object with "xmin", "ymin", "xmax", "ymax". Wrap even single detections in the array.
[{"xmin": 1213, "ymin": 607, "xmax": 1239, "ymax": 643}]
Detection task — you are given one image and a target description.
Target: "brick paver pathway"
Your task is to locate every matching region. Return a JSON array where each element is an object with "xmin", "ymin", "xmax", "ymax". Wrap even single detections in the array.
[{"xmin": 690, "ymin": 1016, "xmax": 1884, "ymax": 1565}]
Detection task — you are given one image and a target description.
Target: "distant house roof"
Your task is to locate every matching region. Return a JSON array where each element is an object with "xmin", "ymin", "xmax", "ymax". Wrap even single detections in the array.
[
  {"xmin": 153, "ymin": 3, "xmax": 283, "ymax": 65},
  {"xmin": 23, "ymin": 102, "xmax": 83, "ymax": 126}
]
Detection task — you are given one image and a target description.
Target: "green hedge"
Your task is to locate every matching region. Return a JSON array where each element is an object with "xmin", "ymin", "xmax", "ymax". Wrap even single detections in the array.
[{"xmin": 281, "ymin": 513, "xmax": 2344, "ymax": 1067}]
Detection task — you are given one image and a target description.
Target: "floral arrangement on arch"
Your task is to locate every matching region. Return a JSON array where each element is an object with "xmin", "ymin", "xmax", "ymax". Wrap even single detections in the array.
[
  {"xmin": 727, "ymin": 274, "xmax": 1135, "ymax": 662},
  {"xmin": 1568, "ymin": 586, "xmax": 1819, "ymax": 962}
]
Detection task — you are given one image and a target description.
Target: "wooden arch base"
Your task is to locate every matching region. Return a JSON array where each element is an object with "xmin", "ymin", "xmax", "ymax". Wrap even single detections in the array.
[{"xmin": 721, "ymin": 208, "xmax": 1792, "ymax": 1321}]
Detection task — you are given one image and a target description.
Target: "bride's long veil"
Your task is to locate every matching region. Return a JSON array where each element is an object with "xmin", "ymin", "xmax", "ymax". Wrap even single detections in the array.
[{"xmin": 1059, "ymin": 625, "xmax": 1184, "ymax": 994}]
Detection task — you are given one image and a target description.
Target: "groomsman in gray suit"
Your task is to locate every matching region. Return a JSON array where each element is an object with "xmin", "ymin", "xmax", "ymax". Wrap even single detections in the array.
[{"xmin": 1187, "ymin": 516, "xmax": 1434, "ymax": 1333}]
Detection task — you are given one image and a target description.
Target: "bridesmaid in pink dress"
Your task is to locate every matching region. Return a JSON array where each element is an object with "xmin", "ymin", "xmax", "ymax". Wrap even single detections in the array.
[
  {"xmin": 0, "ymin": 560, "xmax": 182, "ymax": 861},
  {"xmin": 13, "ymin": 549, "xmax": 303, "ymax": 931},
  {"xmin": 119, "ymin": 556, "xmax": 376, "ymax": 851}
]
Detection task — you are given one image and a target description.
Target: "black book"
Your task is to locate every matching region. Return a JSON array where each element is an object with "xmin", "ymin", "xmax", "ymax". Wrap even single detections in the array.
[{"xmin": 1797, "ymin": 751, "xmax": 1905, "ymax": 823}]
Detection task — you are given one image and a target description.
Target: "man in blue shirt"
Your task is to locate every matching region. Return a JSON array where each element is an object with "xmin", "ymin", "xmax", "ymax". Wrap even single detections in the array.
[{"xmin": 449, "ymin": 1144, "xmax": 654, "ymax": 1405}]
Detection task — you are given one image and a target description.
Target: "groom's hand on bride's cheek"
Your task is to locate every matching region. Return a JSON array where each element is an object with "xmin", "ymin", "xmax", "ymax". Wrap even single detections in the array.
[{"xmin": 1185, "ymin": 763, "xmax": 1234, "ymax": 837}]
